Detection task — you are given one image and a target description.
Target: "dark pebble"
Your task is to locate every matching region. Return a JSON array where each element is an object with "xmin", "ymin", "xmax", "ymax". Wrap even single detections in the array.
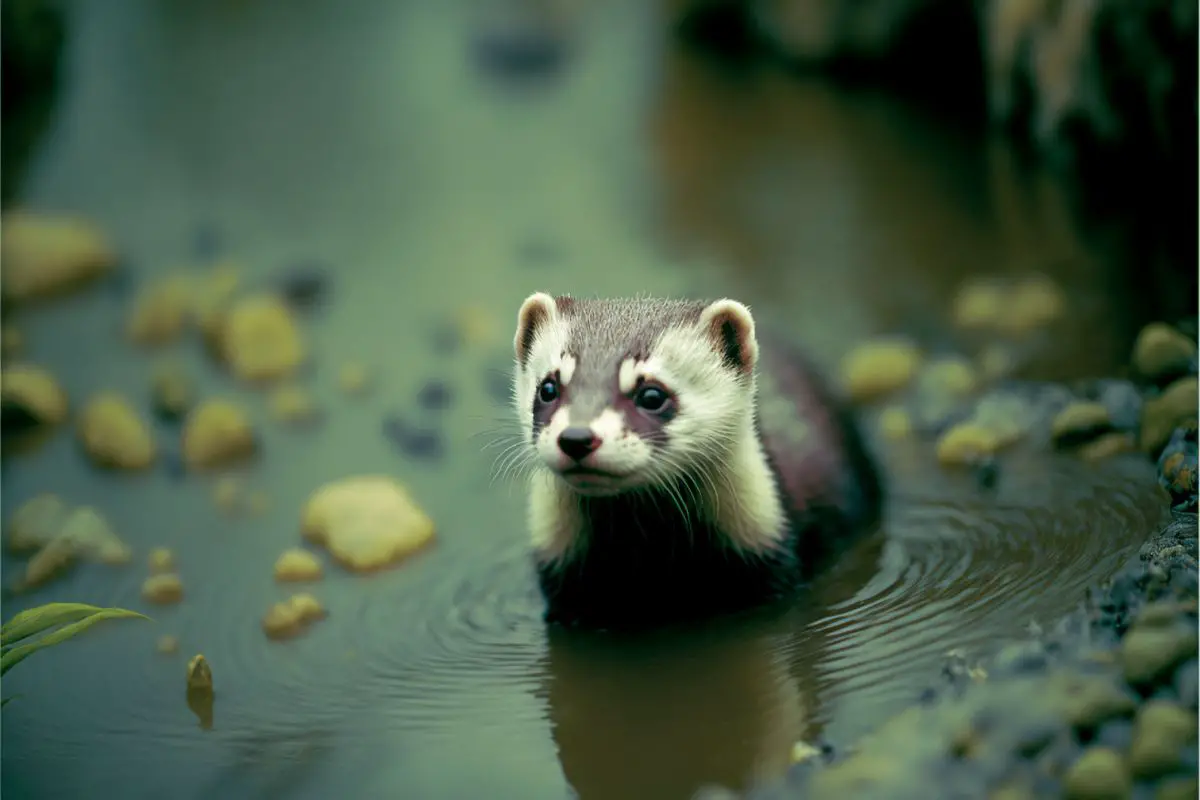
[
  {"xmin": 1, "ymin": 399, "xmax": 42, "ymax": 436},
  {"xmin": 1174, "ymin": 659, "xmax": 1198, "ymax": 710},
  {"xmin": 1093, "ymin": 717, "xmax": 1134, "ymax": 750},
  {"xmin": 417, "ymin": 380, "xmax": 454, "ymax": 411},
  {"xmin": 973, "ymin": 456, "xmax": 999, "ymax": 490},
  {"xmin": 383, "ymin": 416, "xmax": 444, "ymax": 460},
  {"xmin": 276, "ymin": 264, "xmax": 330, "ymax": 311}
]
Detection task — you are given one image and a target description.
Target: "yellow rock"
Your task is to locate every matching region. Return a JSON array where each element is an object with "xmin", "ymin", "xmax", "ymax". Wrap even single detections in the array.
[
  {"xmin": 301, "ymin": 475, "xmax": 436, "ymax": 572},
  {"xmin": 269, "ymin": 384, "xmax": 321, "ymax": 426},
  {"xmin": 952, "ymin": 279, "xmax": 1007, "ymax": 330},
  {"xmin": 1000, "ymin": 274, "xmax": 1064, "ymax": 334},
  {"xmin": 220, "ymin": 293, "xmax": 305, "ymax": 382},
  {"xmin": 142, "ymin": 573, "xmax": 184, "ymax": 605},
  {"xmin": 840, "ymin": 338, "xmax": 922, "ymax": 403},
  {"xmin": 1132, "ymin": 322, "xmax": 1196, "ymax": 382},
  {"xmin": 77, "ymin": 392, "xmax": 157, "ymax": 470},
  {"xmin": 1140, "ymin": 377, "xmax": 1198, "ymax": 454},
  {"xmin": 936, "ymin": 423, "xmax": 999, "ymax": 466},
  {"xmin": 148, "ymin": 547, "xmax": 175, "ymax": 574},
  {"xmin": 274, "ymin": 547, "xmax": 324, "ymax": 582},
  {"xmin": 1, "ymin": 364, "xmax": 69, "ymax": 425},
  {"xmin": 1051, "ymin": 402, "xmax": 1111, "ymax": 444},
  {"xmin": 878, "ymin": 406, "xmax": 913, "ymax": 440},
  {"xmin": 186, "ymin": 653, "xmax": 213, "ymax": 692},
  {"xmin": 262, "ymin": 592, "xmax": 327, "ymax": 640},
  {"xmin": 0, "ymin": 211, "xmax": 117, "ymax": 302},
  {"xmin": 181, "ymin": 399, "xmax": 257, "ymax": 470},
  {"xmin": 126, "ymin": 274, "xmax": 194, "ymax": 346}
]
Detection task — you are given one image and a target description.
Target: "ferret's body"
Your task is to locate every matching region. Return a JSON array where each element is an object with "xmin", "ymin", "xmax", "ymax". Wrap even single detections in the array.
[{"xmin": 510, "ymin": 294, "xmax": 883, "ymax": 630}]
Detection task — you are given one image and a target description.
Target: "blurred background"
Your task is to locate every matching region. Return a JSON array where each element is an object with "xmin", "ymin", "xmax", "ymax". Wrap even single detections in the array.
[{"xmin": 1, "ymin": 0, "xmax": 1195, "ymax": 798}]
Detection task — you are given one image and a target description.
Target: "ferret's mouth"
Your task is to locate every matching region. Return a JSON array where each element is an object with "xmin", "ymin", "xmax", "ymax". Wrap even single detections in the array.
[{"xmin": 556, "ymin": 466, "xmax": 630, "ymax": 494}]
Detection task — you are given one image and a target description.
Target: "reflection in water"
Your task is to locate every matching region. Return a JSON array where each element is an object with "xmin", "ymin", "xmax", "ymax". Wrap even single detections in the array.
[{"xmin": 0, "ymin": 1, "xmax": 1180, "ymax": 798}]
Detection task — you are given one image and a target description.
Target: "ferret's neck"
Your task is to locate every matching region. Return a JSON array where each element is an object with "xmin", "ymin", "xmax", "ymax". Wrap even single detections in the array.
[{"xmin": 528, "ymin": 419, "xmax": 788, "ymax": 565}]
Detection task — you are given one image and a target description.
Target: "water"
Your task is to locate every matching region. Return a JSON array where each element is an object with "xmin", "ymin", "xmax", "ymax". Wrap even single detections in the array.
[{"xmin": 0, "ymin": 1, "xmax": 1177, "ymax": 798}]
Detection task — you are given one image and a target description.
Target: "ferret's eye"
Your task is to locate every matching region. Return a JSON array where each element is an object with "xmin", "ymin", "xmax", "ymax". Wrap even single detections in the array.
[
  {"xmin": 635, "ymin": 386, "xmax": 668, "ymax": 412},
  {"xmin": 537, "ymin": 378, "xmax": 559, "ymax": 404}
]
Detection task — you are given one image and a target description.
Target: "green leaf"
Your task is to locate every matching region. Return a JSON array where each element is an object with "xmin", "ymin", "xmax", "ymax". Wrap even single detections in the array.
[
  {"xmin": 0, "ymin": 607, "xmax": 150, "ymax": 676},
  {"xmin": 1, "ymin": 603, "xmax": 116, "ymax": 647},
  {"xmin": 1, "ymin": 696, "xmax": 14, "ymax": 708}
]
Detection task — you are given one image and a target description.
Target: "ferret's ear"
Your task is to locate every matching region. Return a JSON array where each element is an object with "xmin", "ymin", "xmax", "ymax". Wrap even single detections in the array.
[
  {"xmin": 699, "ymin": 299, "xmax": 758, "ymax": 375},
  {"xmin": 514, "ymin": 292, "xmax": 558, "ymax": 366}
]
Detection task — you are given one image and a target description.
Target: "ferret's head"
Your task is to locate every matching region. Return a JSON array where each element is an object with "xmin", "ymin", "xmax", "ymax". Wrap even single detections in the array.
[{"xmin": 511, "ymin": 293, "xmax": 760, "ymax": 497}]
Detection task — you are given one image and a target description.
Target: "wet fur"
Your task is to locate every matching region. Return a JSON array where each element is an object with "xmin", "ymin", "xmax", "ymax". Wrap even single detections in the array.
[{"xmin": 512, "ymin": 293, "xmax": 883, "ymax": 631}]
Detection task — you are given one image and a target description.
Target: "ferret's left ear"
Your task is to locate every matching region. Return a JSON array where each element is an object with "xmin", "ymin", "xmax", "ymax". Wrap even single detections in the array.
[{"xmin": 699, "ymin": 299, "xmax": 758, "ymax": 375}]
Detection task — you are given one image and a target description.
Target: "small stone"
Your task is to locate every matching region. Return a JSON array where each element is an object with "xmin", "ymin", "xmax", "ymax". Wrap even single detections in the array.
[
  {"xmin": 181, "ymin": 399, "xmax": 256, "ymax": 470},
  {"xmin": 878, "ymin": 405, "xmax": 912, "ymax": 440},
  {"xmin": 1157, "ymin": 426, "xmax": 1198, "ymax": 507},
  {"xmin": 1051, "ymin": 402, "xmax": 1113, "ymax": 448},
  {"xmin": 1000, "ymin": 274, "xmax": 1065, "ymax": 334},
  {"xmin": 1156, "ymin": 777, "xmax": 1199, "ymax": 800},
  {"xmin": 952, "ymin": 279, "xmax": 1007, "ymax": 330},
  {"xmin": 126, "ymin": 273, "xmax": 193, "ymax": 346},
  {"xmin": 219, "ymin": 293, "xmax": 306, "ymax": 383},
  {"xmin": 156, "ymin": 634, "xmax": 179, "ymax": 655},
  {"xmin": 1062, "ymin": 747, "xmax": 1131, "ymax": 800},
  {"xmin": 918, "ymin": 356, "xmax": 978, "ymax": 397},
  {"xmin": 189, "ymin": 263, "xmax": 241, "ymax": 345},
  {"xmin": 186, "ymin": 653, "xmax": 213, "ymax": 691},
  {"xmin": 338, "ymin": 362, "xmax": 372, "ymax": 396},
  {"xmin": 77, "ymin": 392, "xmax": 157, "ymax": 470},
  {"xmin": 301, "ymin": 475, "xmax": 436, "ymax": 572},
  {"xmin": 416, "ymin": 380, "xmax": 454, "ymax": 411},
  {"xmin": 269, "ymin": 385, "xmax": 321, "ymax": 427},
  {"xmin": 6, "ymin": 493, "xmax": 71, "ymax": 553},
  {"xmin": 262, "ymin": 592, "xmax": 326, "ymax": 640},
  {"xmin": 840, "ymin": 338, "xmax": 922, "ymax": 403},
  {"xmin": 936, "ymin": 423, "xmax": 999, "ymax": 466},
  {"xmin": 59, "ymin": 507, "xmax": 131, "ymax": 564},
  {"xmin": 1133, "ymin": 322, "xmax": 1197, "ymax": 384},
  {"xmin": 1121, "ymin": 626, "xmax": 1198, "ymax": 687},
  {"xmin": 1134, "ymin": 602, "xmax": 1188, "ymax": 629},
  {"xmin": 12, "ymin": 537, "xmax": 77, "ymax": 592},
  {"xmin": 2, "ymin": 325, "xmax": 24, "ymax": 358},
  {"xmin": 382, "ymin": 416, "xmax": 444, "ymax": 460},
  {"xmin": 142, "ymin": 573, "xmax": 184, "ymax": 604},
  {"xmin": 273, "ymin": 548, "xmax": 323, "ymax": 582},
  {"xmin": 148, "ymin": 547, "xmax": 175, "ymax": 574},
  {"xmin": 1, "ymin": 364, "xmax": 69, "ymax": 426},
  {"xmin": 1129, "ymin": 701, "xmax": 1197, "ymax": 779},
  {"xmin": 1061, "ymin": 675, "xmax": 1137, "ymax": 732},
  {"xmin": 0, "ymin": 211, "xmax": 117, "ymax": 302},
  {"xmin": 1140, "ymin": 377, "xmax": 1199, "ymax": 455},
  {"xmin": 1078, "ymin": 433, "xmax": 1135, "ymax": 463},
  {"xmin": 150, "ymin": 363, "xmax": 195, "ymax": 422}
]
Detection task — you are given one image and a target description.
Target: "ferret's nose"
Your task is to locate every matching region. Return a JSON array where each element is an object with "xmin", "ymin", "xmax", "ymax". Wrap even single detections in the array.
[{"xmin": 557, "ymin": 426, "xmax": 600, "ymax": 461}]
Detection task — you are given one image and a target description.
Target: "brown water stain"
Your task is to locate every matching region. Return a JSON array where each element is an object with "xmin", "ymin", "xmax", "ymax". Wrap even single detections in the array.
[{"xmin": 0, "ymin": 1, "xmax": 1178, "ymax": 799}]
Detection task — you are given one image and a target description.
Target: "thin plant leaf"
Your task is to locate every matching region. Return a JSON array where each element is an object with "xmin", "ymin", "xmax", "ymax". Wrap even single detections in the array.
[
  {"xmin": 1, "ymin": 603, "xmax": 114, "ymax": 647},
  {"xmin": 1, "ymin": 696, "xmax": 14, "ymax": 708},
  {"xmin": 0, "ymin": 607, "xmax": 149, "ymax": 676}
]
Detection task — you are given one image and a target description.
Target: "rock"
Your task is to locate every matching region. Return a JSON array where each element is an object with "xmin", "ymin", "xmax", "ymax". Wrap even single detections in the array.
[
  {"xmin": 1062, "ymin": 747, "xmax": 1131, "ymax": 800},
  {"xmin": 150, "ymin": 363, "xmax": 195, "ymax": 422},
  {"xmin": 301, "ymin": 475, "xmax": 436, "ymax": 572},
  {"xmin": 59, "ymin": 507, "xmax": 131, "ymax": 564},
  {"xmin": 878, "ymin": 406, "xmax": 912, "ymax": 440},
  {"xmin": 1133, "ymin": 322, "xmax": 1197, "ymax": 385},
  {"xmin": 1157, "ymin": 426, "xmax": 1198, "ymax": 510},
  {"xmin": 142, "ymin": 573, "xmax": 184, "ymax": 604},
  {"xmin": 262, "ymin": 592, "xmax": 326, "ymax": 640},
  {"xmin": 189, "ymin": 263, "xmax": 240, "ymax": 345},
  {"xmin": 789, "ymin": 740, "xmax": 822, "ymax": 765},
  {"xmin": 382, "ymin": 416, "xmax": 445, "ymax": 460},
  {"xmin": 1140, "ymin": 377, "xmax": 1199, "ymax": 455},
  {"xmin": 1051, "ymin": 402, "xmax": 1113, "ymax": 447},
  {"xmin": 1174, "ymin": 659, "xmax": 1197, "ymax": 710},
  {"xmin": 338, "ymin": 362, "xmax": 372, "ymax": 397},
  {"xmin": 1157, "ymin": 778, "xmax": 1199, "ymax": 800},
  {"xmin": 2, "ymin": 324, "xmax": 24, "ymax": 358},
  {"xmin": 839, "ymin": 338, "xmax": 922, "ymax": 403},
  {"xmin": 156, "ymin": 635, "xmax": 179, "ymax": 655},
  {"xmin": 0, "ymin": 211, "xmax": 117, "ymax": 302},
  {"xmin": 148, "ymin": 547, "xmax": 175, "ymax": 574},
  {"xmin": 1088, "ymin": 379, "xmax": 1143, "ymax": 433},
  {"xmin": 269, "ymin": 385, "xmax": 322, "ymax": 427},
  {"xmin": 977, "ymin": 343, "xmax": 1019, "ymax": 382},
  {"xmin": 181, "ymin": 399, "xmax": 256, "ymax": 470},
  {"xmin": 1078, "ymin": 433, "xmax": 1135, "ymax": 463},
  {"xmin": 966, "ymin": 391, "xmax": 1039, "ymax": 449},
  {"xmin": 77, "ymin": 391, "xmax": 157, "ymax": 470},
  {"xmin": 910, "ymin": 356, "xmax": 978, "ymax": 432},
  {"xmin": 6, "ymin": 493, "xmax": 70, "ymax": 553},
  {"xmin": 935, "ymin": 423, "xmax": 999, "ymax": 466},
  {"xmin": 1000, "ymin": 274, "xmax": 1065, "ymax": 334},
  {"xmin": 12, "ymin": 536, "xmax": 76, "ymax": 592},
  {"xmin": 417, "ymin": 380, "xmax": 454, "ymax": 411},
  {"xmin": 1128, "ymin": 700, "xmax": 1196, "ymax": 778},
  {"xmin": 1, "ymin": 364, "xmax": 68, "ymax": 425},
  {"xmin": 219, "ymin": 293, "xmax": 305, "ymax": 382},
  {"xmin": 273, "ymin": 548, "xmax": 323, "ymax": 582},
  {"xmin": 186, "ymin": 653, "xmax": 213, "ymax": 692},
  {"xmin": 952, "ymin": 279, "xmax": 1008, "ymax": 330},
  {"xmin": 1121, "ymin": 625, "xmax": 1198, "ymax": 687},
  {"xmin": 1059, "ymin": 675, "xmax": 1137, "ymax": 732},
  {"xmin": 126, "ymin": 274, "xmax": 193, "ymax": 346}
]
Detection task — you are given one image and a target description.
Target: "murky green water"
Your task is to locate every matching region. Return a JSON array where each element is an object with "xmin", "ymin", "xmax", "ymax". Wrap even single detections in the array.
[{"xmin": 0, "ymin": 2, "xmax": 1177, "ymax": 799}]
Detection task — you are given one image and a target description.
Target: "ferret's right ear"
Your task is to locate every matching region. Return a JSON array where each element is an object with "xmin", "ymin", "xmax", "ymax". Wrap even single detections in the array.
[{"xmin": 514, "ymin": 292, "xmax": 558, "ymax": 366}]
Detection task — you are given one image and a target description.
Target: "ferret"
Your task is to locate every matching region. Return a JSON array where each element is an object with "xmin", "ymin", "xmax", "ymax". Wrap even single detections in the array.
[{"xmin": 510, "ymin": 292, "xmax": 883, "ymax": 630}]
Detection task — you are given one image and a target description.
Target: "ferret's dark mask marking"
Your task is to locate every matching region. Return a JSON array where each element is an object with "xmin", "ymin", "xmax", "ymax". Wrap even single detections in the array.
[{"xmin": 531, "ymin": 370, "xmax": 563, "ymax": 439}]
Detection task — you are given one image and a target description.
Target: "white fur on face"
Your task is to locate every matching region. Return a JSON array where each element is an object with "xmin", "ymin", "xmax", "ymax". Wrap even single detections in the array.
[{"xmin": 532, "ymin": 406, "xmax": 655, "ymax": 485}]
